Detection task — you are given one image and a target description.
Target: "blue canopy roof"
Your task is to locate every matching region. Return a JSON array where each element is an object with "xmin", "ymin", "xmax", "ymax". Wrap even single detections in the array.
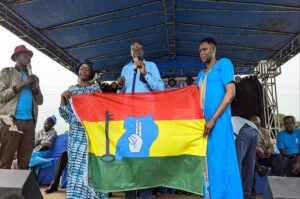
[{"xmin": 1, "ymin": 0, "xmax": 299, "ymax": 79}]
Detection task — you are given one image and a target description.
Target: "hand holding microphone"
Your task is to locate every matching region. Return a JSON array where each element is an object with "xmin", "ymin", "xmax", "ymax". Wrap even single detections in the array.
[
  {"xmin": 26, "ymin": 64, "xmax": 32, "ymax": 76},
  {"xmin": 14, "ymin": 64, "xmax": 37, "ymax": 93},
  {"xmin": 25, "ymin": 64, "xmax": 37, "ymax": 93},
  {"xmin": 21, "ymin": 76, "xmax": 34, "ymax": 87},
  {"xmin": 133, "ymin": 56, "xmax": 146, "ymax": 75}
]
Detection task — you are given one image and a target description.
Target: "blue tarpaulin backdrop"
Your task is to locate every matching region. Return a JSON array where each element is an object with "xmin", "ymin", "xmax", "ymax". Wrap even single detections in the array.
[{"xmin": 1, "ymin": 0, "xmax": 299, "ymax": 79}]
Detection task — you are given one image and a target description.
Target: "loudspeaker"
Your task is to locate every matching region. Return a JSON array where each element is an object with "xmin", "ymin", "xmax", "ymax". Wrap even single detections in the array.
[
  {"xmin": 0, "ymin": 169, "xmax": 43, "ymax": 199},
  {"xmin": 263, "ymin": 176, "xmax": 300, "ymax": 199}
]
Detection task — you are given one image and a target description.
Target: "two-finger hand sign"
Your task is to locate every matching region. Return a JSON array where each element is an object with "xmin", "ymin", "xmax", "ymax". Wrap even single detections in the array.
[{"xmin": 128, "ymin": 120, "xmax": 143, "ymax": 152}]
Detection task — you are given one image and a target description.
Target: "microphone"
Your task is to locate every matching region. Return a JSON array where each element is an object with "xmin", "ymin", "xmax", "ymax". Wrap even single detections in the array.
[
  {"xmin": 133, "ymin": 56, "xmax": 147, "ymax": 83},
  {"xmin": 26, "ymin": 64, "xmax": 32, "ymax": 76},
  {"xmin": 133, "ymin": 57, "xmax": 138, "ymax": 74},
  {"xmin": 133, "ymin": 56, "xmax": 142, "ymax": 70}
]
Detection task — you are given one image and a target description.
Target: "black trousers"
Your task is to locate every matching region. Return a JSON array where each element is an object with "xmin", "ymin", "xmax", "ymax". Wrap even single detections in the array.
[{"xmin": 52, "ymin": 151, "xmax": 68, "ymax": 186}]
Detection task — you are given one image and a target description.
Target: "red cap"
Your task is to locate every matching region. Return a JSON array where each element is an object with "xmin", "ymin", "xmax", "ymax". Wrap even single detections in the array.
[{"xmin": 11, "ymin": 45, "xmax": 33, "ymax": 61}]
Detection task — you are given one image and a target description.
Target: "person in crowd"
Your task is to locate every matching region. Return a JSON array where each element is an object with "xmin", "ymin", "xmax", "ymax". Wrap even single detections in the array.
[
  {"xmin": 250, "ymin": 115, "xmax": 290, "ymax": 176},
  {"xmin": 232, "ymin": 116, "xmax": 258, "ymax": 199},
  {"xmin": 117, "ymin": 39, "xmax": 164, "ymax": 199},
  {"xmin": 0, "ymin": 45, "xmax": 43, "ymax": 169},
  {"xmin": 34, "ymin": 115, "xmax": 57, "ymax": 151},
  {"xmin": 59, "ymin": 59, "xmax": 108, "ymax": 199},
  {"xmin": 196, "ymin": 37, "xmax": 243, "ymax": 198},
  {"xmin": 277, "ymin": 115, "xmax": 300, "ymax": 177},
  {"xmin": 29, "ymin": 116, "xmax": 58, "ymax": 176}
]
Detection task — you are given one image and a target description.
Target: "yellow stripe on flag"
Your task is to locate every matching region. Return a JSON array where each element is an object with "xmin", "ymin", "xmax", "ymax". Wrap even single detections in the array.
[{"xmin": 83, "ymin": 119, "xmax": 206, "ymax": 157}]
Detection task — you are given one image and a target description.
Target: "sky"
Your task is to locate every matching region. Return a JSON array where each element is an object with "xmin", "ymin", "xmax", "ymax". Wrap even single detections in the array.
[
  {"xmin": 276, "ymin": 54, "xmax": 300, "ymax": 120},
  {"xmin": 0, "ymin": 26, "xmax": 76, "ymax": 133},
  {"xmin": 0, "ymin": 26, "xmax": 299, "ymax": 133}
]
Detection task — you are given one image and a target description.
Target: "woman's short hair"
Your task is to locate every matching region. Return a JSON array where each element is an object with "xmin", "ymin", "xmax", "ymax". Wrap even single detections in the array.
[{"xmin": 76, "ymin": 59, "xmax": 95, "ymax": 80}]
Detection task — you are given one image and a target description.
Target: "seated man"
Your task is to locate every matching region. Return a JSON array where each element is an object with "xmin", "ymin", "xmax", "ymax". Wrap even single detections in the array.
[
  {"xmin": 29, "ymin": 116, "xmax": 57, "ymax": 174},
  {"xmin": 232, "ymin": 116, "xmax": 258, "ymax": 199},
  {"xmin": 34, "ymin": 115, "xmax": 57, "ymax": 151},
  {"xmin": 250, "ymin": 116, "xmax": 289, "ymax": 176},
  {"xmin": 277, "ymin": 115, "xmax": 300, "ymax": 177}
]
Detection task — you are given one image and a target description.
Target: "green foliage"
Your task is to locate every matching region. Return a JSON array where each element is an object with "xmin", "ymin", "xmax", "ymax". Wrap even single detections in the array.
[
  {"xmin": 296, "ymin": 121, "xmax": 300, "ymax": 129},
  {"xmin": 276, "ymin": 113, "xmax": 286, "ymax": 128},
  {"xmin": 276, "ymin": 113, "xmax": 300, "ymax": 129}
]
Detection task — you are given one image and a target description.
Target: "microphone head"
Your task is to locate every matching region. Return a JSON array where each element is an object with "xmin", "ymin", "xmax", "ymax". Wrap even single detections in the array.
[
  {"xmin": 133, "ymin": 56, "xmax": 138, "ymax": 70},
  {"xmin": 26, "ymin": 64, "xmax": 32, "ymax": 75}
]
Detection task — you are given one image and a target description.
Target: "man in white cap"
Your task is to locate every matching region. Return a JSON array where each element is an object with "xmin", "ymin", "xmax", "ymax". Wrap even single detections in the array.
[{"xmin": 0, "ymin": 45, "xmax": 43, "ymax": 169}]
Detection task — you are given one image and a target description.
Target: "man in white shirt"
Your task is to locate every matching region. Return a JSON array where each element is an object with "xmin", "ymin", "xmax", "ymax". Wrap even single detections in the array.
[{"xmin": 232, "ymin": 116, "xmax": 258, "ymax": 199}]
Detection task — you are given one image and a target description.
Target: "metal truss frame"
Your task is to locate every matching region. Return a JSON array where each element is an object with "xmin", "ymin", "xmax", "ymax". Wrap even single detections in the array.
[
  {"xmin": 268, "ymin": 34, "xmax": 300, "ymax": 68},
  {"xmin": 255, "ymin": 34, "xmax": 299, "ymax": 133},
  {"xmin": 187, "ymin": 0, "xmax": 300, "ymax": 10},
  {"xmin": 255, "ymin": 34, "xmax": 299, "ymax": 134},
  {"xmin": 256, "ymin": 60, "xmax": 280, "ymax": 134},
  {"xmin": 176, "ymin": 22, "xmax": 296, "ymax": 35},
  {"xmin": 163, "ymin": 0, "xmax": 176, "ymax": 59}
]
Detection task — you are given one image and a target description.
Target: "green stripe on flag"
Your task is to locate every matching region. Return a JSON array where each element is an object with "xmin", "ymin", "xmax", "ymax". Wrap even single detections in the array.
[{"xmin": 88, "ymin": 153, "xmax": 205, "ymax": 195}]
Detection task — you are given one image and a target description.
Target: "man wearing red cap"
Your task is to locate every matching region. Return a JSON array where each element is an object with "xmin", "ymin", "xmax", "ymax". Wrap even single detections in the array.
[{"xmin": 0, "ymin": 45, "xmax": 43, "ymax": 169}]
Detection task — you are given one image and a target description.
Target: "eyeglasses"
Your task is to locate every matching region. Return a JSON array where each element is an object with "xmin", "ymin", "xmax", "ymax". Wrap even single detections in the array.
[{"xmin": 131, "ymin": 44, "xmax": 143, "ymax": 49}]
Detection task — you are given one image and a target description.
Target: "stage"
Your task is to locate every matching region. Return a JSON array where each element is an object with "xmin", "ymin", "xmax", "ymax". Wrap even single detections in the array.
[{"xmin": 40, "ymin": 187, "xmax": 203, "ymax": 199}]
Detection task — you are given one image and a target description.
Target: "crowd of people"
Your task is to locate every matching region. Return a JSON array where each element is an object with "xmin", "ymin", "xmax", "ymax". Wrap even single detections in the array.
[{"xmin": 0, "ymin": 38, "xmax": 299, "ymax": 199}]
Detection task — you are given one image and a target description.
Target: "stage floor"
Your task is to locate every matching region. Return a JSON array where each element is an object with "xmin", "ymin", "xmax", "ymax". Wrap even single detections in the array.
[
  {"xmin": 40, "ymin": 187, "xmax": 263, "ymax": 199},
  {"xmin": 40, "ymin": 187, "xmax": 203, "ymax": 199}
]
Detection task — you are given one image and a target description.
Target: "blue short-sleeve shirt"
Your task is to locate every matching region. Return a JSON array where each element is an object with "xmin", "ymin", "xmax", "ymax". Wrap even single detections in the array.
[{"xmin": 277, "ymin": 129, "xmax": 300, "ymax": 155}]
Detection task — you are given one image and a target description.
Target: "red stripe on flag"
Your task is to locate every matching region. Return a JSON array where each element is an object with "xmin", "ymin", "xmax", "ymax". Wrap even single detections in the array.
[{"xmin": 72, "ymin": 86, "xmax": 203, "ymax": 121}]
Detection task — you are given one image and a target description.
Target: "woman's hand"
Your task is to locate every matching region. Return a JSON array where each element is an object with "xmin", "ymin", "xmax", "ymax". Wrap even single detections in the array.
[
  {"xmin": 60, "ymin": 90, "xmax": 71, "ymax": 106},
  {"xmin": 61, "ymin": 90, "xmax": 72, "ymax": 100},
  {"xmin": 203, "ymin": 118, "xmax": 216, "ymax": 137},
  {"xmin": 91, "ymin": 90, "xmax": 99, "ymax": 96}
]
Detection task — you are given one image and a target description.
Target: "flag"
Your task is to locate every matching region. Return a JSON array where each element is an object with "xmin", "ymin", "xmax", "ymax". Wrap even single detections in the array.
[{"xmin": 72, "ymin": 85, "xmax": 206, "ymax": 195}]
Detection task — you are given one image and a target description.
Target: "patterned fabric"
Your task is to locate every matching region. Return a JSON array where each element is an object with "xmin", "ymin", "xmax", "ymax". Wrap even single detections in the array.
[
  {"xmin": 257, "ymin": 127, "xmax": 274, "ymax": 153},
  {"xmin": 59, "ymin": 83, "xmax": 108, "ymax": 199}
]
